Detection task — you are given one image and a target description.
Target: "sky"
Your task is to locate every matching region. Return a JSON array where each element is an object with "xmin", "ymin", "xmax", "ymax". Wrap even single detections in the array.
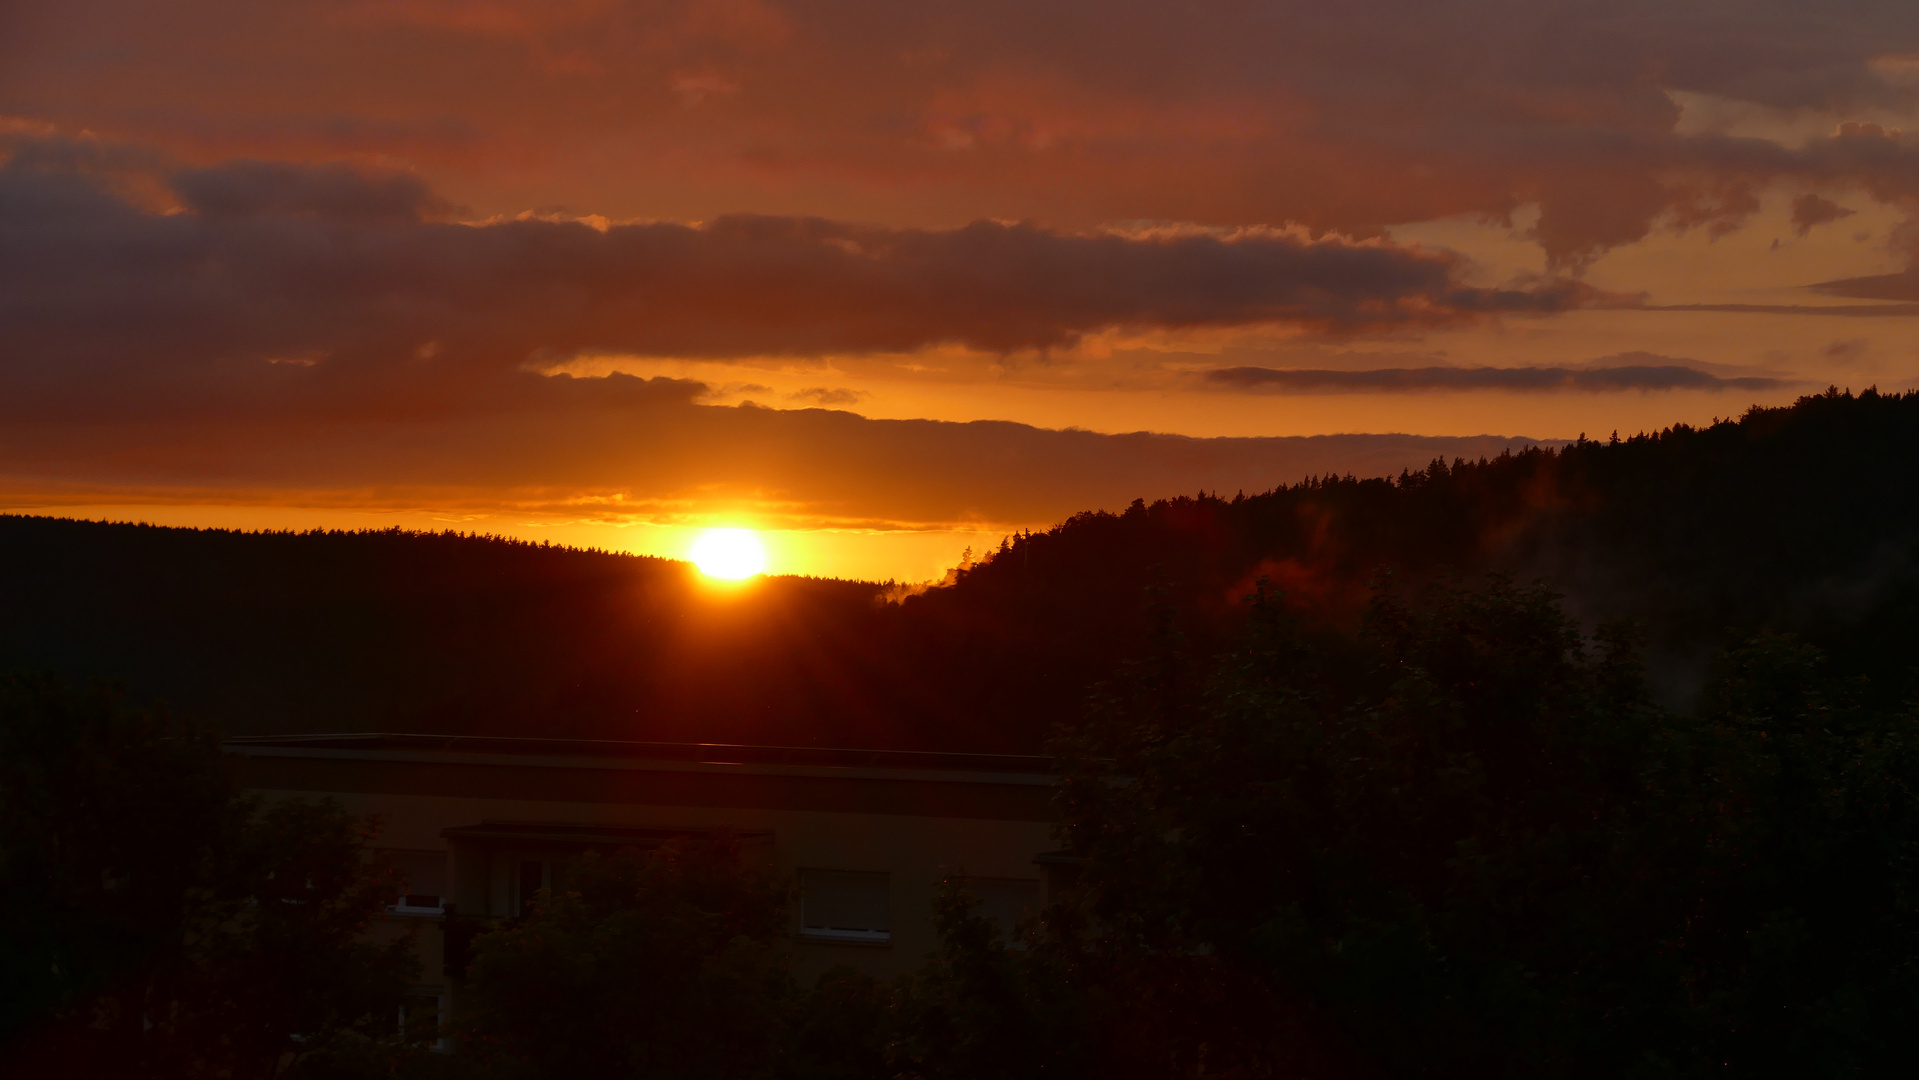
[{"xmin": 5, "ymin": 0, "xmax": 1919, "ymax": 580}]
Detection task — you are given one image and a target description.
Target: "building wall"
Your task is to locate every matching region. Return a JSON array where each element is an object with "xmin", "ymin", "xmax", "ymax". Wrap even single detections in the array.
[{"xmin": 234, "ymin": 746, "xmax": 1058, "ymax": 1012}]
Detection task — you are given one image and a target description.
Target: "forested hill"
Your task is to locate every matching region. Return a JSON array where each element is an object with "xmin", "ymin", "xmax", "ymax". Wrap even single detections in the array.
[
  {"xmin": 940, "ymin": 386, "xmax": 1919, "ymax": 710},
  {"xmin": 3, "ymin": 388, "xmax": 1916, "ymax": 750}
]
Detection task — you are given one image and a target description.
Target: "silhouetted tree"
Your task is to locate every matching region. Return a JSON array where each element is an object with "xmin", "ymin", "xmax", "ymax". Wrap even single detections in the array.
[
  {"xmin": 883, "ymin": 880, "xmax": 1085, "ymax": 1080},
  {"xmin": 775, "ymin": 878, "xmax": 1088, "ymax": 1080},
  {"xmin": 1037, "ymin": 578, "xmax": 1919, "ymax": 1077},
  {"xmin": 454, "ymin": 838, "xmax": 793, "ymax": 1080},
  {"xmin": 778, "ymin": 966, "xmax": 897, "ymax": 1080},
  {"xmin": 0, "ymin": 672, "xmax": 416, "ymax": 1077}
]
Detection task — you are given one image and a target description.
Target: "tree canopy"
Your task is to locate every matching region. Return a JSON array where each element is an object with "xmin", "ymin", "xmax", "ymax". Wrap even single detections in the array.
[
  {"xmin": 454, "ymin": 837, "xmax": 792, "ymax": 1080},
  {"xmin": 1036, "ymin": 578, "xmax": 1919, "ymax": 1077},
  {"xmin": 0, "ymin": 673, "xmax": 417, "ymax": 1078}
]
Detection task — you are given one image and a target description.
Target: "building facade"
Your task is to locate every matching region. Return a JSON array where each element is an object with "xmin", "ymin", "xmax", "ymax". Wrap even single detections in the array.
[{"xmin": 224, "ymin": 733, "xmax": 1064, "ymax": 1034}]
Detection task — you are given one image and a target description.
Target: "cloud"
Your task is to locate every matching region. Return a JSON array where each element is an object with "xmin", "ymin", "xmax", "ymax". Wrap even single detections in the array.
[
  {"xmin": 1205, "ymin": 364, "xmax": 1785, "ymax": 394},
  {"xmin": 0, "ymin": 139, "xmax": 1582, "ymax": 531},
  {"xmin": 0, "ymin": 135, "xmax": 1605, "ymax": 415},
  {"xmin": 170, "ymin": 160, "xmax": 457, "ymax": 221},
  {"xmin": 13, "ymin": 1, "xmax": 1919, "ymax": 269},
  {"xmin": 1822, "ymin": 338, "xmax": 1869, "ymax": 361},
  {"xmin": 785, "ymin": 387, "xmax": 868, "ymax": 406},
  {"xmin": 1809, "ymin": 268, "xmax": 1919, "ymax": 301},
  {"xmin": 1791, "ymin": 193, "xmax": 1856, "ymax": 235},
  {"xmin": 1647, "ymin": 301, "xmax": 1919, "ymax": 316},
  {"xmin": 0, "ymin": 375, "xmax": 1563, "ymax": 530}
]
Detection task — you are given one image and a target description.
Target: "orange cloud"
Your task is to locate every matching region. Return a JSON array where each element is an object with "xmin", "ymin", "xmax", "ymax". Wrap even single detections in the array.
[{"xmin": 0, "ymin": 134, "xmax": 1590, "ymax": 534}]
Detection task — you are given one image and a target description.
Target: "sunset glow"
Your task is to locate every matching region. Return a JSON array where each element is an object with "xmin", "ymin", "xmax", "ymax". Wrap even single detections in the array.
[
  {"xmin": 5, "ymin": 2, "xmax": 1919, "ymax": 580},
  {"xmin": 10, "ymin": 3, "xmax": 1919, "ymax": 1068},
  {"xmin": 689, "ymin": 528, "xmax": 766, "ymax": 580}
]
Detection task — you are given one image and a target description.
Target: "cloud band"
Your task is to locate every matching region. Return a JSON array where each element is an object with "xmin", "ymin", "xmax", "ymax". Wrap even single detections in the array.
[{"xmin": 1205, "ymin": 364, "xmax": 1784, "ymax": 393}]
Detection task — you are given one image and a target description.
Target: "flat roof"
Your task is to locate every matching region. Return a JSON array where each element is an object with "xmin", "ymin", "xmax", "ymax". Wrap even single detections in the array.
[
  {"xmin": 222, "ymin": 732, "xmax": 1054, "ymax": 776},
  {"xmin": 440, "ymin": 821, "xmax": 772, "ymax": 846}
]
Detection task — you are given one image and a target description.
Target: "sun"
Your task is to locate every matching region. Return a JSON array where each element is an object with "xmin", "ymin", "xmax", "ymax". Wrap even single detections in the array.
[{"xmin": 689, "ymin": 528, "xmax": 767, "ymax": 579}]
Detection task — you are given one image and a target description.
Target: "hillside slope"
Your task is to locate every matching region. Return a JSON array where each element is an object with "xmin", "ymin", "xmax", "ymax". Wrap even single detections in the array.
[{"xmin": 3, "ymin": 389, "xmax": 1915, "ymax": 749}]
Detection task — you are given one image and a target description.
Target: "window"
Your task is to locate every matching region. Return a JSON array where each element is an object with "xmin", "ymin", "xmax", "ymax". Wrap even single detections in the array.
[
  {"xmin": 800, "ymin": 870, "xmax": 891, "ymax": 944},
  {"xmin": 385, "ymin": 849, "xmax": 448, "ymax": 915},
  {"xmin": 387, "ymin": 849, "xmax": 447, "ymax": 896},
  {"xmin": 388, "ymin": 894, "xmax": 445, "ymax": 916},
  {"xmin": 401, "ymin": 993, "xmax": 446, "ymax": 1051}
]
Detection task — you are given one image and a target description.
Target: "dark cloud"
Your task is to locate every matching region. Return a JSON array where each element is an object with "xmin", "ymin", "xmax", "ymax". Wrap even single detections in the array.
[
  {"xmin": 1791, "ymin": 193, "xmax": 1856, "ymax": 235},
  {"xmin": 1506, "ymin": 122, "xmax": 1919, "ymax": 267},
  {"xmin": 1649, "ymin": 301, "xmax": 1919, "ymax": 315},
  {"xmin": 0, "ymin": 136, "xmax": 1605, "ymax": 416},
  {"xmin": 785, "ymin": 387, "xmax": 868, "ymax": 406},
  {"xmin": 1809, "ymin": 269, "xmax": 1919, "ymax": 301},
  {"xmin": 0, "ymin": 371, "xmax": 1561, "ymax": 529},
  {"xmin": 1205, "ymin": 364, "xmax": 1784, "ymax": 394},
  {"xmin": 0, "ymin": 140, "xmax": 1581, "ymax": 528},
  {"xmin": 1823, "ymin": 338, "xmax": 1869, "ymax": 361},
  {"xmin": 170, "ymin": 160, "xmax": 456, "ymax": 222}
]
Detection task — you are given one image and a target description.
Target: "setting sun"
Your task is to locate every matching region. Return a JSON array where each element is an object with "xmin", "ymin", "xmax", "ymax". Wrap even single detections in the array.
[{"xmin": 689, "ymin": 528, "xmax": 767, "ymax": 579}]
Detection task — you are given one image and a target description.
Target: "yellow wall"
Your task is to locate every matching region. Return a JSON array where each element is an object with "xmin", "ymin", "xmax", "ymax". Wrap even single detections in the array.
[{"xmin": 236, "ymin": 746, "xmax": 1058, "ymax": 1002}]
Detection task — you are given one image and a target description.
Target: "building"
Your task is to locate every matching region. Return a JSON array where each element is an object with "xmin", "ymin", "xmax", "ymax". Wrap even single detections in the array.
[{"xmin": 224, "ymin": 733, "xmax": 1067, "ymax": 1034}]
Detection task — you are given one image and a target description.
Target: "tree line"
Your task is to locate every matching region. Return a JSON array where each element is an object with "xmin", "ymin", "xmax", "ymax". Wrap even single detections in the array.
[
  {"xmin": 9, "ymin": 568, "xmax": 1917, "ymax": 1076},
  {"xmin": 6, "ymin": 388, "xmax": 1919, "ymax": 753}
]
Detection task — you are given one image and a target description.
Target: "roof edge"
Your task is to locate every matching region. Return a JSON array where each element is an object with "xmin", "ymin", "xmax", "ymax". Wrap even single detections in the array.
[{"xmin": 222, "ymin": 732, "xmax": 1055, "ymax": 775}]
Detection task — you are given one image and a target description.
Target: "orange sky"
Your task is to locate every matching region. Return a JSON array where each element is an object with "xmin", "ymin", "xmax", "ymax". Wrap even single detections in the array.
[{"xmin": 5, "ymin": 1, "xmax": 1919, "ymax": 580}]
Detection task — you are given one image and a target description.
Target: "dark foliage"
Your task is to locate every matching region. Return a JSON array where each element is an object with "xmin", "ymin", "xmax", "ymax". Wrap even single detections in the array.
[
  {"xmin": 940, "ymin": 387, "xmax": 1919, "ymax": 715},
  {"xmin": 0, "ymin": 523, "xmax": 922, "ymax": 747},
  {"xmin": 1038, "ymin": 579, "xmax": 1919, "ymax": 1078},
  {"xmin": 440, "ymin": 858, "xmax": 1088, "ymax": 1080},
  {"xmin": 0, "ymin": 673, "xmax": 417, "ymax": 1078},
  {"xmin": 453, "ymin": 838, "xmax": 793, "ymax": 1080},
  {"xmin": 878, "ymin": 882, "xmax": 1085, "ymax": 1080}
]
